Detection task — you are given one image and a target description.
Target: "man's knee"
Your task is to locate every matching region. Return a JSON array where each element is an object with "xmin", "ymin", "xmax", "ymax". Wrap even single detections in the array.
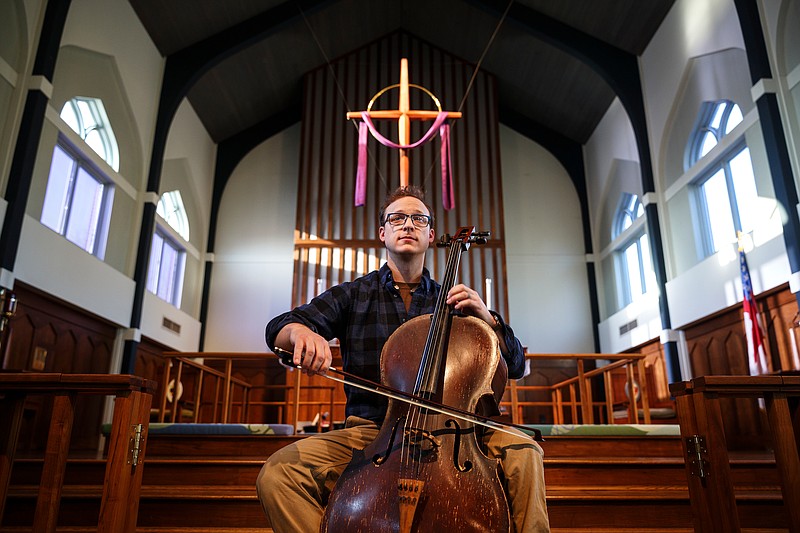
[{"xmin": 256, "ymin": 447, "xmax": 296, "ymax": 504}]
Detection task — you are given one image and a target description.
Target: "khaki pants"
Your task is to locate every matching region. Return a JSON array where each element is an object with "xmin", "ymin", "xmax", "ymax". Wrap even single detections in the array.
[{"xmin": 256, "ymin": 416, "xmax": 550, "ymax": 532}]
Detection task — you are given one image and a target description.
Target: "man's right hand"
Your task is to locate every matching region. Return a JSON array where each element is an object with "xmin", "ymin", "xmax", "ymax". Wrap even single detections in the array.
[{"xmin": 275, "ymin": 323, "xmax": 332, "ymax": 376}]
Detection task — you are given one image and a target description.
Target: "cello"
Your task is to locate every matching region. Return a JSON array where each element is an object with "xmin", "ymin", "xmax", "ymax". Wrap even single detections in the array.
[{"xmin": 320, "ymin": 226, "xmax": 511, "ymax": 533}]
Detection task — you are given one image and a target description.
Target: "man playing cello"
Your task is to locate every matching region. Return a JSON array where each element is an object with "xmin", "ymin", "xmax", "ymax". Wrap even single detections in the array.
[{"xmin": 257, "ymin": 186, "xmax": 549, "ymax": 532}]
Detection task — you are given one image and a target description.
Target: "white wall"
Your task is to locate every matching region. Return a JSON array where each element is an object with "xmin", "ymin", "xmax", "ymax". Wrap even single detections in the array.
[
  {"xmin": 667, "ymin": 234, "xmax": 790, "ymax": 328},
  {"xmin": 16, "ymin": 215, "xmax": 135, "ymax": 326},
  {"xmin": 140, "ymin": 292, "xmax": 201, "ymax": 352},
  {"xmin": 203, "ymin": 125, "xmax": 301, "ymax": 352},
  {"xmin": 583, "ymin": 98, "xmax": 639, "ymax": 241},
  {"xmin": 163, "ymin": 100, "xmax": 216, "ymax": 232},
  {"xmin": 641, "ymin": 0, "xmax": 746, "ymax": 172},
  {"xmin": 60, "ymin": 0, "xmax": 162, "ymax": 169},
  {"xmin": 500, "ymin": 125, "xmax": 595, "ymax": 353},
  {"xmin": 591, "ymin": 0, "xmax": 798, "ymax": 356}
]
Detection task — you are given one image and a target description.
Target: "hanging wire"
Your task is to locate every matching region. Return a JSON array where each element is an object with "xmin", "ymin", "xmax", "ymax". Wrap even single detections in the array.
[
  {"xmin": 421, "ymin": 0, "xmax": 514, "ymax": 190},
  {"xmin": 457, "ymin": 0, "xmax": 514, "ymax": 113},
  {"xmin": 296, "ymin": 2, "xmax": 391, "ymax": 190}
]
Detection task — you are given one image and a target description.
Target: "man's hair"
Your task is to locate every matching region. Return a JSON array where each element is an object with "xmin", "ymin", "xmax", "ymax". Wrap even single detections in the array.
[{"xmin": 378, "ymin": 186, "xmax": 434, "ymax": 226}]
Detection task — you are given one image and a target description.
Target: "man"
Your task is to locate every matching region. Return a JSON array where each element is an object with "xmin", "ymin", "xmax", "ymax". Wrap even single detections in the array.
[{"xmin": 257, "ymin": 186, "xmax": 549, "ymax": 532}]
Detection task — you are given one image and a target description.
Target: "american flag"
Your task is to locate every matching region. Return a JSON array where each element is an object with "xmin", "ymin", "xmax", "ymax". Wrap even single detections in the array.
[{"xmin": 739, "ymin": 249, "xmax": 769, "ymax": 375}]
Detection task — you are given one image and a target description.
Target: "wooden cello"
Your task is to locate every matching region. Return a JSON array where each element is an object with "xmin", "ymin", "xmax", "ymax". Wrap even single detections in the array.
[{"xmin": 320, "ymin": 227, "xmax": 511, "ymax": 533}]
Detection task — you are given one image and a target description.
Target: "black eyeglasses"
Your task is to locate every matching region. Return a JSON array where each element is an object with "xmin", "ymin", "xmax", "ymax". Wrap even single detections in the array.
[{"xmin": 383, "ymin": 212, "xmax": 432, "ymax": 228}]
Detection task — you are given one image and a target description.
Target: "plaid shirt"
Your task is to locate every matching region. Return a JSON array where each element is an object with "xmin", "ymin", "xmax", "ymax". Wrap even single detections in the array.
[{"xmin": 265, "ymin": 263, "xmax": 525, "ymax": 425}]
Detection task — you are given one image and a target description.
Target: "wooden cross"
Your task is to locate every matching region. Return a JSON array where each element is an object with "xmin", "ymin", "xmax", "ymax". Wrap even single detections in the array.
[{"xmin": 347, "ymin": 58, "xmax": 462, "ymax": 188}]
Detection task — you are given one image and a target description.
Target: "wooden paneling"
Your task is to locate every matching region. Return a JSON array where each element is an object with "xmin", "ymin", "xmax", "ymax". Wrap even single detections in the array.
[
  {"xmin": 133, "ymin": 337, "xmax": 169, "ymax": 403},
  {"xmin": 632, "ymin": 283, "xmax": 800, "ymax": 449},
  {"xmin": 0, "ymin": 282, "xmax": 116, "ymax": 451}
]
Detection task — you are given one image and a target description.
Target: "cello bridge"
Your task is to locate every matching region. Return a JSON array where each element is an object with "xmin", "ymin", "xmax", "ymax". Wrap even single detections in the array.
[{"xmin": 404, "ymin": 428, "xmax": 441, "ymax": 452}]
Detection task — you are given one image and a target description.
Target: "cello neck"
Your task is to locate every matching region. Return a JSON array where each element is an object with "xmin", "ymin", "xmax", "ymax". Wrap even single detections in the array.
[{"xmin": 414, "ymin": 227, "xmax": 477, "ymax": 398}]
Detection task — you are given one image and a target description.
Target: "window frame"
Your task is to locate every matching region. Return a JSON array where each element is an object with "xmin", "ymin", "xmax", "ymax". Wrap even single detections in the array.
[
  {"xmin": 41, "ymin": 135, "xmax": 115, "ymax": 259},
  {"xmin": 611, "ymin": 194, "xmax": 654, "ymax": 308},
  {"xmin": 614, "ymin": 221, "xmax": 651, "ymax": 308},
  {"xmin": 691, "ymin": 138, "xmax": 751, "ymax": 257},
  {"xmin": 146, "ymin": 219, "xmax": 187, "ymax": 307},
  {"xmin": 59, "ymin": 96, "xmax": 119, "ymax": 172},
  {"xmin": 156, "ymin": 190, "xmax": 190, "ymax": 241}
]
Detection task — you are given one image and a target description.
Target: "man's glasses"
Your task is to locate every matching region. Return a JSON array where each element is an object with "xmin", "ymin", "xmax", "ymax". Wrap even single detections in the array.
[{"xmin": 383, "ymin": 212, "xmax": 432, "ymax": 228}]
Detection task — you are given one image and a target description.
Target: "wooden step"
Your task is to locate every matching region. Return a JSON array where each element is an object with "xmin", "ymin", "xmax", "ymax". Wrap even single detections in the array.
[
  {"xmin": 0, "ymin": 529, "xmax": 272, "ymax": 533},
  {"xmin": 3, "ymin": 432, "xmax": 791, "ymax": 532}
]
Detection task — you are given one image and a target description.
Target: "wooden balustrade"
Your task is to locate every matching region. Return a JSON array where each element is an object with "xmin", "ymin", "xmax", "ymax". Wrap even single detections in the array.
[
  {"xmin": 159, "ymin": 352, "xmax": 344, "ymax": 430},
  {"xmin": 0, "ymin": 372, "xmax": 156, "ymax": 533},
  {"xmin": 159, "ymin": 352, "xmax": 265, "ymax": 423},
  {"xmin": 501, "ymin": 353, "xmax": 654, "ymax": 425},
  {"xmin": 160, "ymin": 350, "xmax": 660, "ymax": 431}
]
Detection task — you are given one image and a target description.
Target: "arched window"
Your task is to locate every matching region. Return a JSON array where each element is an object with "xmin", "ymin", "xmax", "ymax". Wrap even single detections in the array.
[
  {"xmin": 687, "ymin": 100, "xmax": 755, "ymax": 256},
  {"xmin": 613, "ymin": 194, "xmax": 655, "ymax": 307},
  {"xmin": 146, "ymin": 227, "xmax": 185, "ymax": 307},
  {"xmin": 147, "ymin": 191, "xmax": 189, "ymax": 307},
  {"xmin": 157, "ymin": 190, "xmax": 190, "ymax": 241},
  {"xmin": 614, "ymin": 193, "xmax": 644, "ymax": 236},
  {"xmin": 41, "ymin": 97, "xmax": 119, "ymax": 259},
  {"xmin": 59, "ymin": 97, "xmax": 119, "ymax": 171}
]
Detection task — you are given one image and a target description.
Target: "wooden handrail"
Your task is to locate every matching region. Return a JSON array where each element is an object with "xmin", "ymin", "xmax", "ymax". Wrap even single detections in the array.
[
  {"xmin": 0, "ymin": 373, "xmax": 156, "ymax": 533},
  {"xmin": 501, "ymin": 353, "xmax": 652, "ymax": 425},
  {"xmin": 162, "ymin": 351, "xmax": 655, "ymax": 429},
  {"xmin": 160, "ymin": 352, "xmax": 266, "ymax": 423}
]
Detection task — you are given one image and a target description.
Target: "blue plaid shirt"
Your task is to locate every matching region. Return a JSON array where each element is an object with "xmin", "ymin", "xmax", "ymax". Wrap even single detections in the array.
[{"xmin": 265, "ymin": 263, "xmax": 525, "ymax": 425}]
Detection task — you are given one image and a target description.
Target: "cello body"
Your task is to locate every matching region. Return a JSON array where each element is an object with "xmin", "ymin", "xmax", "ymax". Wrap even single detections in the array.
[{"xmin": 320, "ymin": 314, "xmax": 510, "ymax": 533}]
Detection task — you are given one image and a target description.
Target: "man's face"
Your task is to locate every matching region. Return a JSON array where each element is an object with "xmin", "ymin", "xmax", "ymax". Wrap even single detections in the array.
[{"xmin": 379, "ymin": 196, "xmax": 435, "ymax": 256}]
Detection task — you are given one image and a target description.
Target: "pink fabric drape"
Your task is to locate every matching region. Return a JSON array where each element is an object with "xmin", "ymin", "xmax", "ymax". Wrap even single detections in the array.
[
  {"xmin": 355, "ymin": 121, "xmax": 368, "ymax": 206},
  {"xmin": 440, "ymin": 123, "xmax": 454, "ymax": 210},
  {"xmin": 355, "ymin": 111, "xmax": 454, "ymax": 210}
]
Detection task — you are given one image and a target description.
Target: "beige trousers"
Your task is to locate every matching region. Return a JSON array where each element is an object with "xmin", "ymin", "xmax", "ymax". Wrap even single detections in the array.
[{"xmin": 256, "ymin": 416, "xmax": 550, "ymax": 532}]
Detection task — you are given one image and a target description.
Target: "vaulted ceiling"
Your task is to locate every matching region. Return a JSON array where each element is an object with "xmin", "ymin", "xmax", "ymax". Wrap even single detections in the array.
[{"xmin": 128, "ymin": 0, "xmax": 674, "ymax": 146}]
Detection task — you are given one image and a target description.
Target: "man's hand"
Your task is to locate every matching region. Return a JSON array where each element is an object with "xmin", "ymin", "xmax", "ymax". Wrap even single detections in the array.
[
  {"xmin": 274, "ymin": 323, "xmax": 332, "ymax": 376},
  {"xmin": 446, "ymin": 283, "xmax": 509, "ymax": 354},
  {"xmin": 446, "ymin": 283, "xmax": 494, "ymax": 325}
]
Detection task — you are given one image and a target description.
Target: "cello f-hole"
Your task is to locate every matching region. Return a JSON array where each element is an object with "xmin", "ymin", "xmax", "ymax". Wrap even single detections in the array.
[
  {"xmin": 446, "ymin": 419, "xmax": 473, "ymax": 472},
  {"xmin": 373, "ymin": 415, "xmax": 405, "ymax": 465}
]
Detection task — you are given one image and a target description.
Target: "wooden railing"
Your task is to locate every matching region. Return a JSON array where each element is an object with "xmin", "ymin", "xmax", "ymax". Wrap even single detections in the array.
[
  {"xmin": 0, "ymin": 372, "xmax": 156, "ymax": 533},
  {"xmin": 158, "ymin": 352, "xmax": 268, "ymax": 424},
  {"xmin": 158, "ymin": 351, "xmax": 659, "ymax": 430},
  {"xmin": 670, "ymin": 374, "xmax": 800, "ymax": 532},
  {"xmin": 158, "ymin": 352, "xmax": 343, "ymax": 430},
  {"xmin": 501, "ymin": 353, "xmax": 654, "ymax": 425}
]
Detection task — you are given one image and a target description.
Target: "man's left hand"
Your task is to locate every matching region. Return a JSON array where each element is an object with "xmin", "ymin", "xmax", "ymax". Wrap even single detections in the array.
[{"xmin": 446, "ymin": 284, "xmax": 494, "ymax": 326}]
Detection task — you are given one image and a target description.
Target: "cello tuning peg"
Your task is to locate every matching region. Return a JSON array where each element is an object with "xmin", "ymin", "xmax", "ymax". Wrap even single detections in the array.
[{"xmin": 471, "ymin": 231, "xmax": 490, "ymax": 244}]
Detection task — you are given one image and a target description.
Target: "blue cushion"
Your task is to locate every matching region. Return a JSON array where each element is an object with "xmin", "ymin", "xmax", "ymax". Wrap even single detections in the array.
[
  {"xmin": 102, "ymin": 423, "xmax": 295, "ymax": 436},
  {"xmin": 523, "ymin": 424, "xmax": 680, "ymax": 437}
]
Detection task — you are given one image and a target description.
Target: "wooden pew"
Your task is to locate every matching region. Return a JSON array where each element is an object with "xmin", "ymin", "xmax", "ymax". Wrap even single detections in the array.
[
  {"xmin": 0, "ymin": 373, "xmax": 156, "ymax": 533},
  {"xmin": 670, "ymin": 375, "xmax": 800, "ymax": 533}
]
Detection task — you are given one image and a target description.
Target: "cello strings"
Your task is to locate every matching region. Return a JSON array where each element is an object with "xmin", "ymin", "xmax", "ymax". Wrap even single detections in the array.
[
  {"xmin": 412, "ymin": 237, "xmax": 460, "ymax": 478},
  {"xmin": 297, "ymin": 0, "xmax": 512, "ymax": 481},
  {"xmin": 402, "ymin": 240, "xmax": 454, "ymax": 478}
]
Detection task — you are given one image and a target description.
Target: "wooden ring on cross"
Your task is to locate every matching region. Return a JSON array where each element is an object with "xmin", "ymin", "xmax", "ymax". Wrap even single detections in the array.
[{"xmin": 367, "ymin": 83, "xmax": 443, "ymax": 113}]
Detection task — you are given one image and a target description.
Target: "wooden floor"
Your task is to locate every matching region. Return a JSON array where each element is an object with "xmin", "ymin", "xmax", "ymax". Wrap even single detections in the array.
[{"xmin": 2, "ymin": 432, "xmax": 791, "ymax": 532}]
